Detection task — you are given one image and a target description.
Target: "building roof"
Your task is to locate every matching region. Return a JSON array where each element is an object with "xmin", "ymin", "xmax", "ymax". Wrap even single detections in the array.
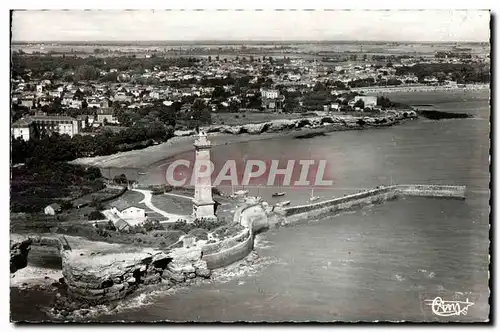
[
  {"xmin": 108, "ymin": 199, "xmax": 131, "ymax": 212},
  {"xmin": 47, "ymin": 203, "xmax": 62, "ymax": 210},
  {"xmin": 114, "ymin": 219, "xmax": 131, "ymax": 231},
  {"xmin": 30, "ymin": 115, "xmax": 77, "ymax": 122},
  {"xmin": 12, "ymin": 118, "xmax": 33, "ymax": 127},
  {"xmin": 96, "ymin": 108, "xmax": 114, "ymax": 115},
  {"xmin": 13, "ymin": 115, "xmax": 77, "ymax": 127}
]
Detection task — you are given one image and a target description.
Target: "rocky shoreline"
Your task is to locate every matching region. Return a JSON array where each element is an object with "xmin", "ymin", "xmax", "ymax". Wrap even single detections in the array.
[{"xmin": 11, "ymin": 249, "xmax": 263, "ymax": 321}]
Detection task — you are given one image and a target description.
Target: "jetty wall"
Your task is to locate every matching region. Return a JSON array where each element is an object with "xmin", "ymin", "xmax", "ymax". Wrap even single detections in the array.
[{"xmin": 282, "ymin": 184, "xmax": 465, "ymax": 224}]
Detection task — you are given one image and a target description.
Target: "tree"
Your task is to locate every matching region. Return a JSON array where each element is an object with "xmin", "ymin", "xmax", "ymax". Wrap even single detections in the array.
[
  {"xmin": 313, "ymin": 82, "xmax": 327, "ymax": 92},
  {"xmin": 85, "ymin": 166, "xmax": 102, "ymax": 180},
  {"xmin": 354, "ymin": 99, "xmax": 365, "ymax": 109},
  {"xmin": 88, "ymin": 210, "xmax": 104, "ymax": 220},
  {"xmin": 208, "ymin": 55, "xmax": 212, "ymax": 62},
  {"xmin": 113, "ymin": 173, "xmax": 128, "ymax": 185},
  {"xmin": 74, "ymin": 65, "xmax": 100, "ymax": 81}
]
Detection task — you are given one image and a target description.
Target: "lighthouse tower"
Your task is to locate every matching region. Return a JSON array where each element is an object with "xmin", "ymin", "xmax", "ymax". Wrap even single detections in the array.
[{"xmin": 192, "ymin": 131, "xmax": 216, "ymax": 219}]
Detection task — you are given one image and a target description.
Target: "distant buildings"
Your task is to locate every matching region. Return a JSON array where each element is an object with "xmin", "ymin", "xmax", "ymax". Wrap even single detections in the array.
[
  {"xmin": 260, "ymin": 88, "xmax": 284, "ymax": 111},
  {"xmin": 11, "ymin": 115, "xmax": 81, "ymax": 141},
  {"xmin": 96, "ymin": 109, "xmax": 119, "ymax": 124}
]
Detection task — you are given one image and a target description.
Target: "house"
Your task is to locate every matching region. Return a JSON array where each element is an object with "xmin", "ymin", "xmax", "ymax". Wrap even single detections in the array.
[
  {"xmin": 114, "ymin": 92, "xmax": 133, "ymax": 103},
  {"xmin": 100, "ymin": 98, "xmax": 111, "ymax": 108},
  {"xmin": 96, "ymin": 109, "xmax": 118, "ymax": 124},
  {"xmin": 330, "ymin": 103, "xmax": 340, "ymax": 112},
  {"xmin": 108, "ymin": 200, "xmax": 146, "ymax": 221},
  {"xmin": 44, "ymin": 203, "xmax": 62, "ymax": 215},
  {"xmin": 19, "ymin": 95, "xmax": 35, "ymax": 108},
  {"xmin": 38, "ymin": 97, "xmax": 52, "ymax": 107},
  {"xmin": 11, "ymin": 118, "xmax": 35, "ymax": 141},
  {"xmin": 353, "ymin": 95, "xmax": 378, "ymax": 108},
  {"xmin": 260, "ymin": 88, "xmax": 284, "ymax": 111},
  {"xmin": 12, "ymin": 115, "xmax": 81, "ymax": 140},
  {"xmin": 70, "ymin": 99, "xmax": 83, "ymax": 109},
  {"xmin": 114, "ymin": 218, "xmax": 131, "ymax": 232},
  {"xmin": 76, "ymin": 115, "xmax": 88, "ymax": 129},
  {"xmin": 49, "ymin": 90, "xmax": 62, "ymax": 98},
  {"xmin": 86, "ymin": 98, "xmax": 101, "ymax": 108},
  {"xmin": 62, "ymin": 93, "xmax": 75, "ymax": 106}
]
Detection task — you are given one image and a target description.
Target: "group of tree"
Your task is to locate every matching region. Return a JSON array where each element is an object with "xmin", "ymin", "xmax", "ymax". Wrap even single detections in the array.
[
  {"xmin": 12, "ymin": 54, "xmax": 202, "ymax": 81},
  {"xmin": 10, "ymin": 162, "xmax": 104, "ymax": 213},
  {"xmin": 396, "ymin": 63, "xmax": 490, "ymax": 83},
  {"xmin": 11, "ymin": 119, "xmax": 175, "ymax": 166}
]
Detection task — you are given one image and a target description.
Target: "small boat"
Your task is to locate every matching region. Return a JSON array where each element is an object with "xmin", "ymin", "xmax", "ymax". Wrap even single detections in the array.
[
  {"xmin": 138, "ymin": 172, "xmax": 147, "ymax": 175},
  {"xmin": 272, "ymin": 192, "xmax": 286, "ymax": 197},
  {"xmin": 234, "ymin": 190, "xmax": 249, "ymax": 196},
  {"xmin": 276, "ymin": 200, "xmax": 291, "ymax": 207},
  {"xmin": 309, "ymin": 188, "xmax": 320, "ymax": 202}
]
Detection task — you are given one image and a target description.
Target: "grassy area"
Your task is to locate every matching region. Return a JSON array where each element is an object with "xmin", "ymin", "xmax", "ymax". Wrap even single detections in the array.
[
  {"xmin": 71, "ymin": 186, "xmax": 125, "ymax": 208},
  {"xmin": 151, "ymin": 194, "xmax": 192, "ymax": 215},
  {"xmin": 105, "ymin": 190, "xmax": 149, "ymax": 211},
  {"xmin": 211, "ymin": 112, "xmax": 304, "ymax": 126}
]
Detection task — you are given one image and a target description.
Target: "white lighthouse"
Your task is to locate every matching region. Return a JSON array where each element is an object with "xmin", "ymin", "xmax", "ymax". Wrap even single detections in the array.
[{"xmin": 192, "ymin": 131, "xmax": 216, "ymax": 219}]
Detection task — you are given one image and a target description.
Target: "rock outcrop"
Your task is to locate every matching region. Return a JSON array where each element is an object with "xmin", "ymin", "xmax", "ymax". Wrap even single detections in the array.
[
  {"xmin": 194, "ymin": 112, "xmax": 415, "ymax": 138},
  {"xmin": 10, "ymin": 237, "xmax": 32, "ymax": 273}
]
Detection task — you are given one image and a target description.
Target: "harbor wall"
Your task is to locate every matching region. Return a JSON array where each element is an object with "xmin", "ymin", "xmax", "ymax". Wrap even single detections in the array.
[{"xmin": 282, "ymin": 184, "xmax": 466, "ymax": 224}]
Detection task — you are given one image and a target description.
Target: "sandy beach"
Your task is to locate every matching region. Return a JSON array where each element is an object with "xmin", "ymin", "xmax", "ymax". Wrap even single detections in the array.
[
  {"xmin": 70, "ymin": 118, "xmax": 398, "ymax": 171},
  {"xmin": 74, "ymin": 129, "xmax": 316, "ymax": 169}
]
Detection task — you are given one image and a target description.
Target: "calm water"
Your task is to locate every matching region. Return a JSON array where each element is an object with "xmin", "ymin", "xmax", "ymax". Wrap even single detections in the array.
[{"xmin": 11, "ymin": 89, "xmax": 490, "ymax": 322}]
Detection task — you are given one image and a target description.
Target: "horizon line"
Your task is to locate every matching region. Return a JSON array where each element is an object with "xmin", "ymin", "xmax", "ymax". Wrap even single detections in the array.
[{"xmin": 11, "ymin": 39, "xmax": 489, "ymax": 44}]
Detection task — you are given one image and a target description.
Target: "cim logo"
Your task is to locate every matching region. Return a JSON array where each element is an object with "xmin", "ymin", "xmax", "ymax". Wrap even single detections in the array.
[{"xmin": 165, "ymin": 159, "xmax": 333, "ymax": 187}]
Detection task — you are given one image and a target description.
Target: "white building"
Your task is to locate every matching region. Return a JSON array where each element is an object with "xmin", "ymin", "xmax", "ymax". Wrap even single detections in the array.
[
  {"xmin": 260, "ymin": 88, "xmax": 279, "ymax": 99},
  {"xmin": 353, "ymin": 95, "xmax": 378, "ymax": 108},
  {"xmin": 11, "ymin": 115, "xmax": 81, "ymax": 141},
  {"xmin": 44, "ymin": 203, "xmax": 61, "ymax": 215},
  {"xmin": 109, "ymin": 200, "xmax": 146, "ymax": 221}
]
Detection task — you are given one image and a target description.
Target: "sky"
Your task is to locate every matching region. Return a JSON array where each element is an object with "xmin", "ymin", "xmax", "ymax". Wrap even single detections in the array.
[{"xmin": 11, "ymin": 10, "xmax": 490, "ymax": 42}]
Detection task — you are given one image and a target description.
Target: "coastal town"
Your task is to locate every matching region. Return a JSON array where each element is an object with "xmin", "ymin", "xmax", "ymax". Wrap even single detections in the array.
[
  {"xmin": 10, "ymin": 34, "xmax": 490, "ymax": 322},
  {"xmin": 11, "ymin": 43, "xmax": 489, "ymax": 142}
]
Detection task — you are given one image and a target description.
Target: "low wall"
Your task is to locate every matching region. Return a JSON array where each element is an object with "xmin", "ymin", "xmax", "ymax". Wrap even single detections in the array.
[
  {"xmin": 394, "ymin": 184, "xmax": 466, "ymax": 198},
  {"xmin": 202, "ymin": 231, "xmax": 254, "ymax": 270},
  {"xmin": 283, "ymin": 184, "xmax": 466, "ymax": 224},
  {"xmin": 284, "ymin": 186, "xmax": 398, "ymax": 224},
  {"xmin": 201, "ymin": 203, "xmax": 268, "ymax": 269}
]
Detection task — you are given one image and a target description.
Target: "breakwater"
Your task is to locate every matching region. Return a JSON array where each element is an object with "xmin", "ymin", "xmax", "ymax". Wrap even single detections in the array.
[{"xmin": 280, "ymin": 184, "xmax": 466, "ymax": 224}]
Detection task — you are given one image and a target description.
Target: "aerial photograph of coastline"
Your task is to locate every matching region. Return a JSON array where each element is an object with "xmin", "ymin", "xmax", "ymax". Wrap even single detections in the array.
[{"xmin": 9, "ymin": 9, "xmax": 491, "ymax": 323}]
